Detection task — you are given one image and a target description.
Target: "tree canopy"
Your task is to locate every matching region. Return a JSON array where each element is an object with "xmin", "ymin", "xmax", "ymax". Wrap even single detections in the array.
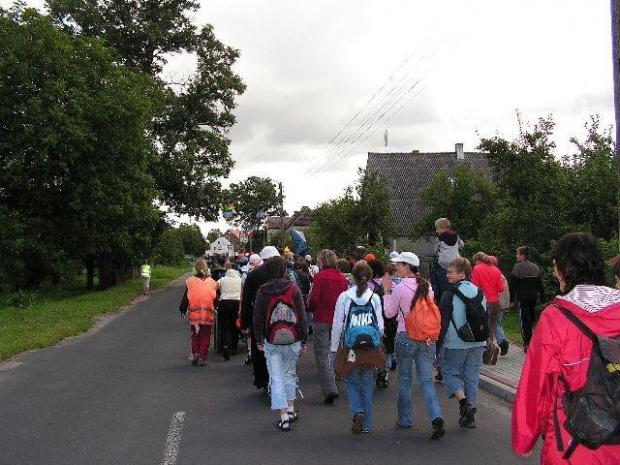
[{"xmin": 225, "ymin": 177, "xmax": 280, "ymax": 231}]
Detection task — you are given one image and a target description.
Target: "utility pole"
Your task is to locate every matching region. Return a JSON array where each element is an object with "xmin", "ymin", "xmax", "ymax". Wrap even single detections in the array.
[
  {"xmin": 612, "ymin": 0, "xmax": 620, "ymax": 251},
  {"xmin": 279, "ymin": 182, "xmax": 284, "ymax": 249}
]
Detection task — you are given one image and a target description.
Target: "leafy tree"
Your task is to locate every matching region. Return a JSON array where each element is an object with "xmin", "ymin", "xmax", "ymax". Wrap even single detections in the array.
[
  {"xmin": 175, "ymin": 224, "xmax": 207, "ymax": 257},
  {"xmin": 478, "ymin": 115, "xmax": 570, "ymax": 253},
  {"xmin": 47, "ymin": 0, "xmax": 199, "ymax": 75},
  {"xmin": 562, "ymin": 117, "xmax": 618, "ymax": 239},
  {"xmin": 206, "ymin": 228, "xmax": 223, "ymax": 243},
  {"xmin": 307, "ymin": 188, "xmax": 361, "ymax": 257},
  {"xmin": 154, "ymin": 228, "xmax": 186, "ymax": 266},
  {"xmin": 225, "ymin": 177, "xmax": 280, "ymax": 231},
  {"xmin": 355, "ymin": 168, "xmax": 397, "ymax": 247},
  {"xmin": 0, "ymin": 7, "xmax": 163, "ymax": 289},
  {"xmin": 47, "ymin": 0, "xmax": 246, "ymax": 221},
  {"xmin": 411, "ymin": 163, "xmax": 497, "ymax": 240}
]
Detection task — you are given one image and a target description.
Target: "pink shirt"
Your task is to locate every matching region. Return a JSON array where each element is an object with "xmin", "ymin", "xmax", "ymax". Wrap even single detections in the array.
[{"xmin": 384, "ymin": 277, "xmax": 434, "ymax": 333}]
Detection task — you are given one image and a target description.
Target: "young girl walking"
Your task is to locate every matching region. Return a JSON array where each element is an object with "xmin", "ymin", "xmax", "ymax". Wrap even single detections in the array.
[{"xmin": 330, "ymin": 261, "xmax": 385, "ymax": 434}]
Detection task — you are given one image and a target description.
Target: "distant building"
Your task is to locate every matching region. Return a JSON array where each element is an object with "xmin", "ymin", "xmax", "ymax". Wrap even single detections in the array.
[
  {"xmin": 366, "ymin": 143, "xmax": 491, "ymax": 259},
  {"xmin": 264, "ymin": 206, "xmax": 313, "ymax": 242},
  {"xmin": 206, "ymin": 236, "xmax": 235, "ymax": 258}
]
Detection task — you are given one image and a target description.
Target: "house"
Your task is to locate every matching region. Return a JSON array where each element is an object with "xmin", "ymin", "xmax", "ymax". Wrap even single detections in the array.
[
  {"xmin": 206, "ymin": 236, "xmax": 235, "ymax": 258},
  {"xmin": 264, "ymin": 206, "xmax": 313, "ymax": 241},
  {"xmin": 366, "ymin": 143, "xmax": 491, "ymax": 259}
]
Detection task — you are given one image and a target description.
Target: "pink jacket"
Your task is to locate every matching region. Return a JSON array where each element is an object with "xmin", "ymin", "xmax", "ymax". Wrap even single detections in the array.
[
  {"xmin": 384, "ymin": 277, "xmax": 434, "ymax": 333},
  {"xmin": 512, "ymin": 286, "xmax": 620, "ymax": 464}
]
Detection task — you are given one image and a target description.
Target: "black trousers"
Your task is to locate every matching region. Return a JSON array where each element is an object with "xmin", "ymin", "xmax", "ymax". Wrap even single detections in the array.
[
  {"xmin": 218, "ymin": 299, "xmax": 239, "ymax": 351},
  {"xmin": 250, "ymin": 335, "xmax": 269, "ymax": 389},
  {"xmin": 519, "ymin": 300, "xmax": 538, "ymax": 348}
]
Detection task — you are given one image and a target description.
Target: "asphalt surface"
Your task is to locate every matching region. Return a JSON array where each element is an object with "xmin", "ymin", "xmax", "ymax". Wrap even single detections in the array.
[{"xmin": 0, "ymin": 276, "xmax": 541, "ymax": 465}]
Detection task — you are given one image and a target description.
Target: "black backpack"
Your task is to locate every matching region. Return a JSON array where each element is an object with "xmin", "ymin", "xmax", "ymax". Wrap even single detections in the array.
[
  {"xmin": 554, "ymin": 305, "xmax": 620, "ymax": 460},
  {"xmin": 450, "ymin": 285, "xmax": 489, "ymax": 342}
]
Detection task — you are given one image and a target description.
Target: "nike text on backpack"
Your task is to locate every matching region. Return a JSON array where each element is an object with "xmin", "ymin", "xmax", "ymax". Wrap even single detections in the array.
[
  {"xmin": 450, "ymin": 286, "xmax": 489, "ymax": 343},
  {"xmin": 265, "ymin": 286, "xmax": 299, "ymax": 345},
  {"xmin": 343, "ymin": 294, "xmax": 381, "ymax": 350},
  {"xmin": 553, "ymin": 305, "xmax": 620, "ymax": 460},
  {"xmin": 400, "ymin": 284, "xmax": 441, "ymax": 343}
]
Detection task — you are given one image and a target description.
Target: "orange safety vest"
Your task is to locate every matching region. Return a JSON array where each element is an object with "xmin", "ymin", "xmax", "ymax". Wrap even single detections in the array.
[{"xmin": 186, "ymin": 276, "xmax": 217, "ymax": 326}]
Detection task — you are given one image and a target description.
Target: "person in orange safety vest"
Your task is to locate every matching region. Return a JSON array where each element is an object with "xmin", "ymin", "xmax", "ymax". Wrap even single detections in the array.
[{"xmin": 179, "ymin": 258, "xmax": 218, "ymax": 366}]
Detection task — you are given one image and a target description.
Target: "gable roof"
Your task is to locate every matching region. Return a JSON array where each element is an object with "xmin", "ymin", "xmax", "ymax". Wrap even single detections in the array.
[
  {"xmin": 366, "ymin": 151, "xmax": 491, "ymax": 236},
  {"xmin": 265, "ymin": 216, "xmax": 292, "ymax": 230},
  {"xmin": 288, "ymin": 206, "xmax": 312, "ymax": 228}
]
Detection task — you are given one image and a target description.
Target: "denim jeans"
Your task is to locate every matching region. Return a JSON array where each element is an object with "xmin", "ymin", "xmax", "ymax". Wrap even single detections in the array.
[
  {"xmin": 264, "ymin": 342, "xmax": 301, "ymax": 410},
  {"xmin": 394, "ymin": 332, "xmax": 443, "ymax": 427},
  {"xmin": 495, "ymin": 309, "xmax": 506, "ymax": 345},
  {"xmin": 312, "ymin": 323, "xmax": 338, "ymax": 396},
  {"xmin": 345, "ymin": 368, "xmax": 374, "ymax": 431},
  {"xmin": 441, "ymin": 346, "xmax": 484, "ymax": 403}
]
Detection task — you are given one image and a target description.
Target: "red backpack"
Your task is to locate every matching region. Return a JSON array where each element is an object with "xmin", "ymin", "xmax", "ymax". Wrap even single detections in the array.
[{"xmin": 265, "ymin": 285, "xmax": 299, "ymax": 345}]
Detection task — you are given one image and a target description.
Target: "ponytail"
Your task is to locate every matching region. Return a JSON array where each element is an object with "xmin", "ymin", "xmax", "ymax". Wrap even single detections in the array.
[
  {"xmin": 352, "ymin": 261, "xmax": 372, "ymax": 297},
  {"xmin": 356, "ymin": 276, "xmax": 368, "ymax": 298},
  {"xmin": 410, "ymin": 274, "xmax": 429, "ymax": 308}
]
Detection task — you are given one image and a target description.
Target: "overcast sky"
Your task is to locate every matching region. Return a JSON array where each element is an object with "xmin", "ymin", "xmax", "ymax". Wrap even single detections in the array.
[{"xmin": 5, "ymin": 0, "xmax": 616, "ymax": 235}]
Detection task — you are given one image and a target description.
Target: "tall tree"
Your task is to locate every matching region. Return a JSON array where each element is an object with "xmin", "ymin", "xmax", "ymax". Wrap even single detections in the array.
[
  {"xmin": 562, "ymin": 116, "xmax": 618, "ymax": 239},
  {"xmin": 175, "ymin": 224, "xmax": 208, "ymax": 257},
  {"xmin": 354, "ymin": 168, "xmax": 397, "ymax": 247},
  {"xmin": 0, "ymin": 6, "xmax": 163, "ymax": 289},
  {"xmin": 411, "ymin": 163, "xmax": 497, "ymax": 240},
  {"xmin": 478, "ymin": 116, "xmax": 570, "ymax": 253},
  {"xmin": 225, "ymin": 177, "xmax": 280, "ymax": 231},
  {"xmin": 47, "ymin": 0, "xmax": 246, "ymax": 221},
  {"xmin": 307, "ymin": 188, "xmax": 360, "ymax": 257}
]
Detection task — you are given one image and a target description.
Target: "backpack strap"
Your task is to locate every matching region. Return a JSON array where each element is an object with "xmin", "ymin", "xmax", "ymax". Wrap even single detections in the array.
[{"xmin": 554, "ymin": 304, "xmax": 598, "ymax": 345}]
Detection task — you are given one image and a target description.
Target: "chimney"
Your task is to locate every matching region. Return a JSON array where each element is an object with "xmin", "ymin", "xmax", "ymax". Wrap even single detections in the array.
[
  {"xmin": 455, "ymin": 143, "xmax": 464, "ymax": 160},
  {"xmin": 412, "ymin": 149, "xmax": 420, "ymax": 154}
]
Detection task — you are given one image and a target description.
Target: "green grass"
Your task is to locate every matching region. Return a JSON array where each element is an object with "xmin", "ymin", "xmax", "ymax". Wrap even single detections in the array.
[
  {"xmin": 502, "ymin": 311, "xmax": 523, "ymax": 347},
  {"xmin": 0, "ymin": 266, "xmax": 190, "ymax": 361}
]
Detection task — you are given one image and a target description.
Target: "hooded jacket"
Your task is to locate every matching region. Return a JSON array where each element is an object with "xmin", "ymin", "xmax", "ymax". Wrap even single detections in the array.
[
  {"xmin": 307, "ymin": 268, "xmax": 349, "ymax": 325},
  {"xmin": 240, "ymin": 263, "xmax": 271, "ymax": 331},
  {"xmin": 252, "ymin": 278, "xmax": 308, "ymax": 347},
  {"xmin": 330, "ymin": 287, "xmax": 384, "ymax": 352},
  {"xmin": 512, "ymin": 285, "xmax": 620, "ymax": 464}
]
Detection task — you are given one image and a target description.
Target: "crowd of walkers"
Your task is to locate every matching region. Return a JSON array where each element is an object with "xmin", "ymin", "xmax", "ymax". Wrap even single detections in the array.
[{"xmin": 175, "ymin": 219, "xmax": 620, "ymax": 464}]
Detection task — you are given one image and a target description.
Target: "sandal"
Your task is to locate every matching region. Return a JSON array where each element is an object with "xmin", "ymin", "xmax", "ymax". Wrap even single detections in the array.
[
  {"xmin": 277, "ymin": 419, "xmax": 290, "ymax": 431},
  {"xmin": 288, "ymin": 411, "xmax": 299, "ymax": 423}
]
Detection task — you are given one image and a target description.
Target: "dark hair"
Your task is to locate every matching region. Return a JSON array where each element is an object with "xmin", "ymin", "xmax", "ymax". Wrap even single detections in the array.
[
  {"xmin": 411, "ymin": 275, "xmax": 430, "ymax": 307},
  {"xmin": 612, "ymin": 255, "xmax": 620, "ymax": 279},
  {"xmin": 551, "ymin": 233, "xmax": 607, "ymax": 293},
  {"xmin": 352, "ymin": 261, "xmax": 373, "ymax": 297},
  {"xmin": 217, "ymin": 256, "xmax": 226, "ymax": 266},
  {"xmin": 294, "ymin": 257, "xmax": 309, "ymax": 274},
  {"xmin": 367, "ymin": 259, "xmax": 384, "ymax": 279},
  {"xmin": 517, "ymin": 246, "xmax": 530, "ymax": 260},
  {"xmin": 337, "ymin": 258, "xmax": 351, "ymax": 274},
  {"xmin": 264, "ymin": 256, "xmax": 288, "ymax": 280}
]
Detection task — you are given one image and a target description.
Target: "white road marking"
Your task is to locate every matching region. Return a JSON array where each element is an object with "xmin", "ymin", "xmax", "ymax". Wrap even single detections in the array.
[{"xmin": 161, "ymin": 411, "xmax": 185, "ymax": 465}]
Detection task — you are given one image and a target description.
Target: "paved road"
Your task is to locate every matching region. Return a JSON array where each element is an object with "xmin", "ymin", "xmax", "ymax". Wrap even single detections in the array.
[{"xmin": 0, "ymin": 276, "xmax": 540, "ymax": 465}]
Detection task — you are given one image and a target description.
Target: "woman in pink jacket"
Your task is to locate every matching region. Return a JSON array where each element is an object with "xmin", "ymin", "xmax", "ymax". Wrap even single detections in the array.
[{"xmin": 512, "ymin": 233, "xmax": 620, "ymax": 464}]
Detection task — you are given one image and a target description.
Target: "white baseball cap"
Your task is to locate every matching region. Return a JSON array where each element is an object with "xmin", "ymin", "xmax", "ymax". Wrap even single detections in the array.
[
  {"xmin": 389, "ymin": 251, "xmax": 399, "ymax": 259},
  {"xmin": 390, "ymin": 251, "xmax": 420, "ymax": 267},
  {"xmin": 260, "ymin": 246, "xmax": 280, "ymax": 260}
]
